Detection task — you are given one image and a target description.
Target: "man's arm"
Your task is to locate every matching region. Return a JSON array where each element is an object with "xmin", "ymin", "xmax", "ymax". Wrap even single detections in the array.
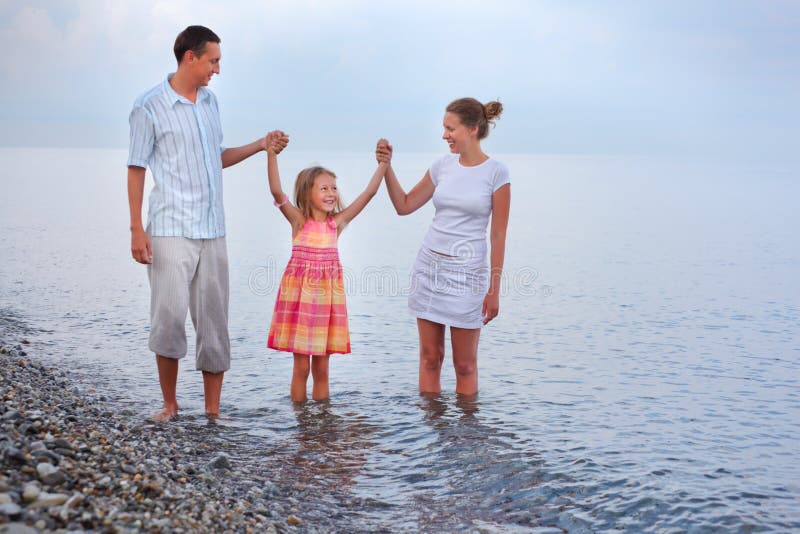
[
  {"xmin": 220, "ymin": 137, "xmax": 267, "ymax": 169},
  {"xmin": 128, "ymin": 165, "xmax": 152, "ymax": 264}
]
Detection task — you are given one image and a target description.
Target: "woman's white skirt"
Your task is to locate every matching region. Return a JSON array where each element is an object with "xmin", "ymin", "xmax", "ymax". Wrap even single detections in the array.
[{"xmin": 408, "ymin": 246, "xmax": 489, "ymax": 329}]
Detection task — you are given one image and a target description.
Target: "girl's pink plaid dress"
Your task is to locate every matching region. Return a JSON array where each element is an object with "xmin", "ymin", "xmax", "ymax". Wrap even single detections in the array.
[{"xmin": 268, "ymin": 217, "xmax": 350, "ymax": 355}]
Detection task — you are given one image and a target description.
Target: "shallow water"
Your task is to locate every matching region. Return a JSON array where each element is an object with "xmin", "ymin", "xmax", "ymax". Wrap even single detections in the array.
[{"xmin": 1, "ymin": 148, "xmax": 799, "ymax": 530}]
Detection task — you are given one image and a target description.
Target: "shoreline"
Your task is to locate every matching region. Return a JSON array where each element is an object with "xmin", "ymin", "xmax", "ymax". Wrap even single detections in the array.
[{"xmin": 0, "ymin": 316, "xmax": 387, "ymax": 533}]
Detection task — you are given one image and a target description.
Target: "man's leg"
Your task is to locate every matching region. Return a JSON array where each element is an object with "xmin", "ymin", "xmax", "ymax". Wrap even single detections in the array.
[
  {"xmin": 191, "ymin": 237, "xmax": 231, "ymax": 416},
  {"xmin": 203, "ymin": 370, "xmax": 224, "ymax": 417},
  {"xmin": 148, "ymin": 237, "xmax": 200, "ymax": 421},
  {"xmin": 154, "ymin": 355, "xmax": 180, "ymax": 421}
]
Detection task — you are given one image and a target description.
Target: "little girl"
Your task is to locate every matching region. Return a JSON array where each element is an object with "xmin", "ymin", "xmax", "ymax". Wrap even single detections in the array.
[{"xmin": 265, "ymin": 131, "xmax": 387, "ymax": 402}]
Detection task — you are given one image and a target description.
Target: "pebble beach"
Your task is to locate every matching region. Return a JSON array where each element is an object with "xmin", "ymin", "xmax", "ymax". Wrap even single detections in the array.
[{"xmin": 0, "ymin": 315, "xmax": 388, "ymax": 533}]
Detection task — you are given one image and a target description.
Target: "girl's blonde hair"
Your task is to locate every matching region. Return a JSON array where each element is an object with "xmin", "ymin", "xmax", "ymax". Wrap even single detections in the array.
[{"xmin": 294, "ymin": 166, "xmax": 344, "ymax": 219}]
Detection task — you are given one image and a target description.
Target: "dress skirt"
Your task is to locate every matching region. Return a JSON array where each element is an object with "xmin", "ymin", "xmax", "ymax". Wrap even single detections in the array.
[
  {"xmin": 267, "ymin": 218, "xmax": 350, "ymax": 356},
  {"xmin": 408, "ymin": 246, "xmax": 489, "ymax": 329}
]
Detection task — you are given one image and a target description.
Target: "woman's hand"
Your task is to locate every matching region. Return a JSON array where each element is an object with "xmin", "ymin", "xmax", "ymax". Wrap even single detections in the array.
[
  {"xmin": 482, "ymin": 291, "xmax": 499, "ymax": 324},
  {"xmin": 376, "ymin": 138, "xmax": 392, "ymax": 164}
]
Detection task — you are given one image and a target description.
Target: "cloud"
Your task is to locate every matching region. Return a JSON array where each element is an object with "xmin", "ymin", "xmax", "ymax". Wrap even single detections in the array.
[{"xmin": 0, "ymin": 0, "xmax": 798, "ymax": 160}]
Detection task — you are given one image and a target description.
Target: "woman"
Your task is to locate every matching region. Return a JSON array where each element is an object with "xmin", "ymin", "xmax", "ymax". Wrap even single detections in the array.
[{"xmin": 377, "ymin": 97, "xmax": 510, "ymax": 395}]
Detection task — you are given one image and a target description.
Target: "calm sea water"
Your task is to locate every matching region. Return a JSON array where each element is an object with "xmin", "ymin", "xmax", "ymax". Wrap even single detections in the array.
[{"xmin": 1, "ymin": 147, "xmax": 798, "ymax": 531}]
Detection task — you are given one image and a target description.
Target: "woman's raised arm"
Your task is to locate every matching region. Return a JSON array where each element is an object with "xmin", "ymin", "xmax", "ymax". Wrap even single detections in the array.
[{"xmin": 377, "ymin": 140, "xmax": 434, "ymax": 215}]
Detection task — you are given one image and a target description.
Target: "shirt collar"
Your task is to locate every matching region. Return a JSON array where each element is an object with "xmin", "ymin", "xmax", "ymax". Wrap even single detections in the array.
[{"xmin": 162, "ymin": 73, "xmax": 210, "ymax": 106}]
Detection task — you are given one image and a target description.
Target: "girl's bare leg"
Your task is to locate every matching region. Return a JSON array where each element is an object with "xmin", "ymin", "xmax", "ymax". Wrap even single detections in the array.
[
  {"xmin": 291, "ymin": 354, "xmax": 311, "ymax": 402},
  {"xmin": 311, "ymin": 354, "xmax": 331, "ymax": 401},
  {"xmin": 417, "ymin": 318, "xmax": 446, "ymax": 393}
]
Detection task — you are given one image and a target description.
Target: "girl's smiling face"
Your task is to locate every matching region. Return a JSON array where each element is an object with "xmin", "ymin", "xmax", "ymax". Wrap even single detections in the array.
[
  {"xmin": 442, "ymin": 111, "xmax": 477, "ymax": 154},
  {"xmin": 309, "ymin": 173, "xmax": 339, "ymax": 217}
]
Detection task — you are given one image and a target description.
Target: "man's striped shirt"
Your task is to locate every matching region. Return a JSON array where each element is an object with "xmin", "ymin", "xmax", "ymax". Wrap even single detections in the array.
[{"xmin": 128, "ymin": 73, "xmax": 226, "ymax": 238}]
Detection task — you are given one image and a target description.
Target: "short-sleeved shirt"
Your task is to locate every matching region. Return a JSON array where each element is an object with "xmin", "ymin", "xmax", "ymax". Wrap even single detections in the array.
[
  {"xmin": 127, "ymin": 73, "xmax": 226, "ymax": 238},
  {"xmin": 422, "ymin": 154, "xmax": 510, "ymax": 258}
]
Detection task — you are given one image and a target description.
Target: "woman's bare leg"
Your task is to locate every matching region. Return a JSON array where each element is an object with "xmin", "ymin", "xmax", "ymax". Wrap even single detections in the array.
[
  {"xmin": 418, "ymin": 318, "xmax": 446, "ymax": 393},
  {"xmin": 451, "ymin": 326, "xmax": 480, "ymax": 395}
]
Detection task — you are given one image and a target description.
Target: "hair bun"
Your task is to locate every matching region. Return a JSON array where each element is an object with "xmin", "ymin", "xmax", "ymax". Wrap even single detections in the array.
[{"xmin": 484, "ymin": 100, "xmax": 503, "ymax": 121}]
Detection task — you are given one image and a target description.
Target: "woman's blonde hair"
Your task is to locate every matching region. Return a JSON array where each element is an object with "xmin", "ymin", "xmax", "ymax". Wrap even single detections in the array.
[
  {"xmin": 294, "ymin": 166, "xmax": 344, "ymax": 219},
  {"xmin": 446, "ymin": 97, "xmax": 503, "ymax": 140}
]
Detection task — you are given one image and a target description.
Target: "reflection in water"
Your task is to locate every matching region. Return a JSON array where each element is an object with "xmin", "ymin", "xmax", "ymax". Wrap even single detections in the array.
[
  {"xmin": 408, "ymin": 393, "xmax": 558, "ymax": 531},
  {"xmin": 290, "ymin": 402, "xmax": 377, "ymax": 493},
  {"xmin": 418, "ymin": 391, "xmax": 479, "ymax": 424}
]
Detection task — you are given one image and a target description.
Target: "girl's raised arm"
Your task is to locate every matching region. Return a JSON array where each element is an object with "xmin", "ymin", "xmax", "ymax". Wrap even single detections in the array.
[
  {"xmin": 333, "ymin": 161, "xmax": 388, "ymax": 231},
  {"xmin": 378, "ymin": 141, "xmax": 434, "ymax": 215},
  {"xmin": 266, "ymin": 132, "xmax": 304, "ymax": 230}
]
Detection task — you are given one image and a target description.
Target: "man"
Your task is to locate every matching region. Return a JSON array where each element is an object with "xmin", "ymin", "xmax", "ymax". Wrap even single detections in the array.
[{"xmin": 127, "ymin": 25, "xmax": 284, "ymax": 420}]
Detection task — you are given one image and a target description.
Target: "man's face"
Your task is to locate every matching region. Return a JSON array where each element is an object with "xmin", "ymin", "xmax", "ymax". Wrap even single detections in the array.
[{"xmin": 187, "ymin": 41, "xmax": 221, "ymax": 87}]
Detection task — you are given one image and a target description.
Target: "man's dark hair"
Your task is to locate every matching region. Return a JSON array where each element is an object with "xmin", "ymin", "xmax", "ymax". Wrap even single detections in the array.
[{"xmin": 173, "ymin": 25, "xmax": 220, "ymax": 64}]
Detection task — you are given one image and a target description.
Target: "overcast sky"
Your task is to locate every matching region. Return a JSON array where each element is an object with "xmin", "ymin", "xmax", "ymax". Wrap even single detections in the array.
[{"xmin": 1, "ymin": 0, "xmax": 798, "ymax": 160}]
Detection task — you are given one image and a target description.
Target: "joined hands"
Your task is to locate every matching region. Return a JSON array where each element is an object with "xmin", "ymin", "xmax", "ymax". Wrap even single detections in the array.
[
  {"xmin": 264, "ymin": 131, "xmax": 290, "ymax": 155},
  {"xmin": 376, "ymin": 139, "xmax": 392, "ymax": 165}
]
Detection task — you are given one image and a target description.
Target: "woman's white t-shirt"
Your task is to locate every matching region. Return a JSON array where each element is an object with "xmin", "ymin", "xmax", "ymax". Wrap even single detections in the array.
[{"xmin": 422, "ymin": 154, "xmax": 510, "ymax": 258}]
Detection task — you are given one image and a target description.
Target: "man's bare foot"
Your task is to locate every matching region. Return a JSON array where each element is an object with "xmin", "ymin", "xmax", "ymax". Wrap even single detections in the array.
[
  {"xmin": 150, "ymin": 404, "xmax": 178, "ymax": 422},
  {"xmin": 205, "ymin": 411, "xmax": 219, "ymax": 420}
]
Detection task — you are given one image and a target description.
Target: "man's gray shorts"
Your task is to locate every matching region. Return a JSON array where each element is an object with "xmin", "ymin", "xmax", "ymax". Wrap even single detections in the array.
[{"xmin": 147, "ymin": 236, "xmax": 230, "ymax": 373}]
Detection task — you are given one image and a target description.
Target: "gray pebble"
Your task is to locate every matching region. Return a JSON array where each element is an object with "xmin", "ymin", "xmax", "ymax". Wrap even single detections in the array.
[
  {"xmin": 22, "ymin": 483, "xmax": 40, "ymax": 502},
  {"xmin": 36, "ymin": 462, "xmax": 57, "ymax": 478},
  {"xmin": 32, "ymin": 450, "xmax": 60, "ymax": 465},
  {"xmin": 0, "ymin": 502, "xmax": 22, "ymax": 516},
  {"xmin": 52, "ymin": 438, "xmax": 72, "ymax": 449},
  {"xmin": 0, "ymin": 523, "xmax": 38, "ymax": 534},
  {"xmin": 120, "ymin": 463, "xmax": 137, "ymax": 475},
  {"xmin": 36, "ymin": 462, "xmax": 65, "ymax": 485},
  {"xmin": 28, "ymin": 492, "xmax": 69, "ymax": 508},
  {"xmin": 207, "ymin": 453, "xmax": 232, "ymax": 471},
  {"xmin": 53, "ymin": 447, "xmax": 74, "ymax": 458},
  {"xmin": 4, "ymin": 447, "xmax": 27, "ymax": 464}
]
